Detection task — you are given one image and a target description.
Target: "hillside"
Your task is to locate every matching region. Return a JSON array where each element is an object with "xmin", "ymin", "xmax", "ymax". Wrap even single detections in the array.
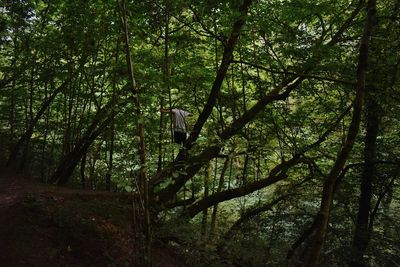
[{"xmin": 0, "ymin": 169, "xmax": 185, "ymax": 267}]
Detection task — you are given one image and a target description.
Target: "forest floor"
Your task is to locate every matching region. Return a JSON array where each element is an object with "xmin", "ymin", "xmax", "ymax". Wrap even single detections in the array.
[{"xmin": 0, "ymin": 168, "xmax": 186, "ymax": 267}]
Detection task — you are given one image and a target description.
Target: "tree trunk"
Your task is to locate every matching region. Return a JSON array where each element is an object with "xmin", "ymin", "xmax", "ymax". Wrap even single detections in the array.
[
  {"xmin": 51, "ymin": 117, "xmax": 111, "ymax": 186},
  {"xmin": 223, "ymin": 194, "xmax": 289, "ymax": 242},
  {"xmin": 7, "ymin": 79, "xmax": 70, "ymax": 167},
  {"xmin": 185, "ymin": 156, "xmax": 306, "ymax": 218},
  {"xmin": 151, "ymin": 0, "xmax": 363, "ymax": 208},
  {"xmin": 300, "ymin": 0, "xmax": 376, "ymax": 265},
  {"xmin": 80, "ymin": 154, "xmax": 87, "ymax": 189},
  {"xmin": 118, "ymin": 0, "xmax": 151, "ymax": 265},
  {"xmin": 350, "ymin": 91, "xmax": 379, "ymax": 266},
  {"xmin": 184, "ymin": 0, "xmax": 254, "ymax": 150},
  {"xmin": 153, "ymin": 77, "xmax": 304, "ymax": 204},
  {"xmin": 50, "ymin": 99, "xmax": 116, "ymax": 185},
  {"xmin": 158, "ymin": 7, "xmax": 170, "ymax": 174},
  {"xmin": 210, "ymin": 157, "xmax": 229, "ymax": 236},
  {"xmin": 201, "ymin": 163, "xmax": 211, "ymax": 238},
  {"xmin": 105, "ymin": 38, "xmax": 120, "ymax": 191}
]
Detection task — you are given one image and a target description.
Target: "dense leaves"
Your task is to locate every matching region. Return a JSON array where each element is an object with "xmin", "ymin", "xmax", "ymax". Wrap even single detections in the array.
[{"xmin": 1, "ymin": 0, "xmax": 399, "ymax": 266}]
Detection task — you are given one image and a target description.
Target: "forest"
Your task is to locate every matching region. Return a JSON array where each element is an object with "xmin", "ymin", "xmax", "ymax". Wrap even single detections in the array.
[{"xmin": 0, "ymin": 0, "xmax": 399, "ymax": 266}]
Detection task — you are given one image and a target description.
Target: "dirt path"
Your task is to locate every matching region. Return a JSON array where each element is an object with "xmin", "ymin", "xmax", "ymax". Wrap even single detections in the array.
[
  {"xmin": 0, "ymin": 169, "xmax": 186, "ymax": 267},
  {"xmin": 0, "ymin": 169, "xmax": 129, "ymax": 266},
  {"xmin": 0, "ymin": 169, "xmax": 137, "ymax": 266},
  {"xmin": 0, "ymin": 169, "xmax": 40, "ymax": 266}
]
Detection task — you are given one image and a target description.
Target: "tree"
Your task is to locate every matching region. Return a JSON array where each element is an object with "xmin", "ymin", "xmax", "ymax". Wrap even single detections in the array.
[{"xmin": 1, "ymin": 0, "xmax": 400, "ymax": 265}]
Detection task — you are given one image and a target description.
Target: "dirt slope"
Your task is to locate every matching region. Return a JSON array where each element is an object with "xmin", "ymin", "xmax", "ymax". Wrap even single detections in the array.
[{"xmin": 0, "ymin": 169, "xmax": 185, "ymax": 267}]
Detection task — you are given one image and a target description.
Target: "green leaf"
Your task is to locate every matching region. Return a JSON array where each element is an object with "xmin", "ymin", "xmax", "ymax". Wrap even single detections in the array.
[{"xmin": 124, "ymin": 185, "xmax": 133, "ymax": 192}]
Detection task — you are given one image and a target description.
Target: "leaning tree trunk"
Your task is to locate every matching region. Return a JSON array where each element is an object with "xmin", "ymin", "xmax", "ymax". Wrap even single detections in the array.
[
  {"xmin": 7, "ymin": 52, "xmax": 88, "ymax": 169},
  {"xmin": 50, "ymin": 113, "xmax": 113, "ymax": 186},
  {"xmin": 151, "ymin": 0, "xmax": 363, "ymax": 209},
  {"xmin": 149, "ymin": 0, "xmax": 256, "ymax": 201},
  {"xmin": 6, "ymin": 79, "xmax": 70, "ymax": 167},
  {"xmin": 300, "ymin": 0, "xmax": 377, "ymax": 265},
  {"xmin": 49, "ymin": 95, "xmax": 120, "ymax": 185},
  {"xmin": 184, "ymin": 0, "xmax": 254, "ymax": 151}
]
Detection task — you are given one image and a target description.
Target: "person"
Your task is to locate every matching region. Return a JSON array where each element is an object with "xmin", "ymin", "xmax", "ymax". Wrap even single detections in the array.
[{"xmin": 160, "ymin": 108, "xmax": 192, "ymax": 145}]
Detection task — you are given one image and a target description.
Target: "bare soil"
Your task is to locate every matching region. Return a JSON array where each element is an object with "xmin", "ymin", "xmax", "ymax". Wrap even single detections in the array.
[{"xmin": 0, "ymin": 168, "xmax": 185, "ymax": 267}]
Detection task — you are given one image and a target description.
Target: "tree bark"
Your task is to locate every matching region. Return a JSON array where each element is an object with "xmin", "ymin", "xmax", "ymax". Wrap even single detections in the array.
[
  {"xmin": 201, "ymin": 162, "xmax": 211, "ymax": 238},
  {"xmin": 223, "ymin": 194, "xmax": 290, "ymax": 241},
  {"xmin": 150, "ymin": 0, "xmax": 254, "ymax": 202},
  {"xmin": 118, "ymin": 0, "xmax": 151, "ymax": 265},
  {"xmin": 184, "ymin": 0, "xmax": 254, "ymax": 151},
  {"xmin": 157, "ymin": 6, "xmax": 170, "ymax": 174},
  {"xmin": 152, "ymin": 74, "xmax": 301, "ymax": 197},
  {"xmin": 6, "ymin": 79, "xmax": 70, "ymax": 167},
  {"xmin": 185, "ymin": 156, "xmax": 306, "ymax": 218},
  {"xmin": 300, "ymin": 0, "xmax": 376, "ymax": 265},
  {"xmin": 151, "ymin": 0, "xmax": 364, "ymax": 208},
  {"xmin": 49, "ymin": 91, "xmax": 126, "ymax": 186},
  {"xmin": 154, "ymin": 85, "xmax": 351, "ymax": 206},
  {"xmin": 105, "ymin": 37, "xmax": 120, "ymax": 191},
  {"xmin": 350, "ymin": 91, "xmax": 379, "ymax": 266},
  {"xmin": 80, "ymin": 154, "xmax": 87, "ymax": 189},
  {"xmin": 50, "ymin": 111, "xmax": 114, "ymax": 185},
  {"xmin": 210, "ymin": 157, "xmax": 229, "ymax": 236}
]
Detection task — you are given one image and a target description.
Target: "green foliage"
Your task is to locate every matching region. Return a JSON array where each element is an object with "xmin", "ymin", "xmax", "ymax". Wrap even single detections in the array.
[{"xmin": 1, "ymin": 0, "xmax": 400, "ymax": 265}]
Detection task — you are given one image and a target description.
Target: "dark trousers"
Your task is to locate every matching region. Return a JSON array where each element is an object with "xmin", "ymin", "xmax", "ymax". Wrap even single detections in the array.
[{"xmin": 173, "ymin": 131, "xmax": 186, "ymax": 145}]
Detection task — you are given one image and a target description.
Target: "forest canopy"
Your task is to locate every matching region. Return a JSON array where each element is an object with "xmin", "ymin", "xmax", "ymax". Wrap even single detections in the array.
[{"xmin": 0, "ymin": 0, "xmax": 399, "ymax": 266}]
